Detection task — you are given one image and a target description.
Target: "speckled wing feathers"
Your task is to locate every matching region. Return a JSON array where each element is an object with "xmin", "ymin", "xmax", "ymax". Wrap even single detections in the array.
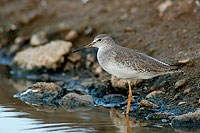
[{"xmin": 113, "ymin": 46, "xmax": 179, "ymax": 73}]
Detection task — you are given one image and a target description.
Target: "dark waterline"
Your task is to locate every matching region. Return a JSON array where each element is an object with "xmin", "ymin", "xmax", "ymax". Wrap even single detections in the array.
[{"xmin": 0, "ymin": 65, "xmax": 178, "ymax": 133}]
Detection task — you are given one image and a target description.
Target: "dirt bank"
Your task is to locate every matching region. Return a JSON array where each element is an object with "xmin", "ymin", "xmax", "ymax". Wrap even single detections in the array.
[{"xmin": 0, "ymin": 0, "xmax": 200, "ymax": 130}]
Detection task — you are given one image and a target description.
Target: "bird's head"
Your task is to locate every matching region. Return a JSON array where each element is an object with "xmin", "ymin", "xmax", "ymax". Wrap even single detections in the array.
[{"xmin": 73, "ymin": 34, "xmax": 114, "ymax": 53}]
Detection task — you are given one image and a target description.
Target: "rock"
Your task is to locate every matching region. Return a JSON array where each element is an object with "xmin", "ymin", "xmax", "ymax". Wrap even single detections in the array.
[
  {"xmin": 174, "ymin": 79, "xmax": 187, "ymax": 89},
  {"xmin": 20, "ymin": 11, "xmax": 40, "ymax": 25},
  {"xmin": 178, "ymin": 101, "xmax": 186, "ymax": 106},
  {"xmin": 64, "ymin": 30, "xmax": 78, "ymax": 41},
  {"xmin": 132, "ymin": 80, "xmax": 142, "ymax": 86},
  {"xmin": 157, "ymin": 0, "xmax": 173, "ymax": 16},
  {"xmin": 124, "ymin": 27, "xmax": 136, "ymax": 32},
  {"xmin": 159, "ymin": 80, "xmax": 168, "ymax": 87},
  {"xmin": 149, "ymin": 85, "xmax": 156, "ymax": 91},
  {"xmin": 14, "ymin": 36, "xmax": 26, "ymax": 45},
  {"xmin": 138, "ymin": 107, "xmax": 155, "ymax": 116},
  {"xmin": 30, "ymin": 31, "xmax": 48, "ymax": 46},
  {"xmin": 173, "ymin": 93, "xmax": 181, "ymax": 100},
  {"xmin": 14, "ymin": 82, "xmax": 65, "ymax": 105},
  {"xmin": 0, "ymin": 38, "xmax": 8, "ymax": 48},
  {"xmin": 40, "ymin": 0, "xmax": 47, "ymax": 6},
  {"xmin": 86, "ymin": 54, "xmax": 95, "ymax": 68},
  {"xmin": 139, "ymin": 99, "xmax": 160, "ymax": 109},
  {"xmin": 64, "ymin": 62, "xmax": 74, "ymax": 71},
  {"xmin": 92, "ymin": 62, "xmax": 103, "ymax": 75},
  {"xmin": 111, "ymin": 75, "xmax": 127, "ymax": 89},
  {"xmin": 58, "ymin": 22, "xmax": 70, "ymax": 33},
  {"xmin": 146, "ymin": 91, "xmax": 164, "ymax": 99},
  {"xmin": 6, "ymin": 24, "xmax": 17, "ymax": 31},
  {"xmin": 130, "ymin": 7, "xmax": 138, "ymax": 14},
  {"xmin": 9, "ymin": 44, "xmax": 21, "ymax": 54},
  {"xmin": 171, "ymin": 108, "xmax": 200, "ymax": 128},
  {"xmin": 178, "ymin": 58, "xmax": 193, "ymax": 64},
  {"xmin": 196, "ymin": 0, "xmax": 200, "ymax": 7},
  {"xmin": 81, "ymin": 78, "xmax": 94, "ymax": 87},
  {"xmin": 13, "ymin": 40, "xmax": 72, "ymax": 70},
  {"xmin": 147, "ymin": 112, "xmax": 169, "ymax": 120},
  {"xmin": 95, "ymin": 94, "xmax": 126, "ymax": 107},
  {"xmin": 67, "ymin": 53, "xmax": 81, "ymax": 63},
  {"xmin": 59, "ymin": 93, "xmax": 94, "ymax": 112},
  {"xmin": 0, "ymin": 26, "xmax": 3, "ymax": 33},
  {"xmin": 84, "ymin": 26, "xmax": 93, "ymax": 35},
  {"xmin": 120, "ymin": 14, "xmax": 128, "ymax": 20},
  {"xmin": 82, "ymin": 0, "xmax": 90, "ymax": 4},
  {"xmin": 111, "ymin": 76, "xmax": 141, "ymax": 89},
  {"xmin": 95, "ymin": 66, "xmax": 103, "ymax": 75},
  {"xmin": 121, "ymin": 96, "xmax": 137, "ymax": 105},
  {"xmin": 183, "ymin": 87, "xmax": 192, "ymax": 95}
]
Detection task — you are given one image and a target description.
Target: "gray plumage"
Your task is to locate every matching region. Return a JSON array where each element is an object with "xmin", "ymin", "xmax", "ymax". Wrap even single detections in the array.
[{"xmin": 75, "ymin": 34, "xmax": 182, "ymax": 80}]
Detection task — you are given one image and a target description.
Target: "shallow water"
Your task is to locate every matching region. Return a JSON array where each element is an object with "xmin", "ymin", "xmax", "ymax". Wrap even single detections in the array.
[{"xmin": 0, "ymin": 65, "xmax": 179, "ymax": 133}]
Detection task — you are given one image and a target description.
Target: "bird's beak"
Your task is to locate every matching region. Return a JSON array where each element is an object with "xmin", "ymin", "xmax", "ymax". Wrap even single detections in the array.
[{"xmin": 73, "ymin": 42, "xmax": 95, "ymax": 53}]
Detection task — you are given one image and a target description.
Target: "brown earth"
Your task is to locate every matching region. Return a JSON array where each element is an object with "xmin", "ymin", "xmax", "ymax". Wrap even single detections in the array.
[{"xmin": 0, "ymin": 0, "xmax": 200, "ymax": 117}]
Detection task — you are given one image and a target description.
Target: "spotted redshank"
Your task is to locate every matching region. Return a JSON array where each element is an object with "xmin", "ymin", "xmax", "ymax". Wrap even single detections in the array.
[{"xmin": 74, "ymin": 34, "xmax": 182, "ymax": 115}]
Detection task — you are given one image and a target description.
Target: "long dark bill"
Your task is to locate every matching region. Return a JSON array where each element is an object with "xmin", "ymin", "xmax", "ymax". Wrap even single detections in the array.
[
  {"xmin": 73, "ymin": 47, "xmax": 86, "ymax": 53},
  {"xmin": 73, "ymin": 42, "xmax": 94, "ymax": 53}
]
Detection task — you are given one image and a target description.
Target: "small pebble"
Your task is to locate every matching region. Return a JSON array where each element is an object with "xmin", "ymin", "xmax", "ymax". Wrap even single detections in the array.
[
  {"xmin": 20, "ymin": 11, "xmax": 40, "ymax": 25},
  {"xmin": 120, "ymin": 14, "xmax": 128, "ymax": 20},
  {"xmin": 173, "ymin": 93, "xmax": 181, "ymax": 100},
  {"xmin": 86, "ymin": 54, "xmax": 95, "ymax": 68},
  {"xmin": 146, "ymin": 91, "xmax": 164, "ymax": 99},
  {"xmin": 174, "ymin": 79, "xmax": 187, "ymax": 89},
  {"xmin": 65, "ymin": 30, "xmax": 78, "ymax": 41},
  {"xmin": 157, "ymin": 0, "xmax": 173, "ymax": 16},
  {"xmin": 183, "ymin": 87, "xmax": 192, "ymax": 95},
  {"xmin": 132, "ymin": 80, "xmax": 142, "ymax": 86},
  {"xmin": 92, "ymin": 62, "xmax": 103, "ymax": 75},
  {"xmin": 58, "ymin": 22, "xmax": 70, "ymax": 32},
  {"xmin": 30, "ymin": 31, "xmax": 48, "ymax": 46},
  {"xmin": 84, "ymin": 26, "xmax": 93, "ymax": 35},
  {"xmin": 149, "ymin": 85, "xmax": 156, "ymax": 91},
  {"xmin": 40, "ymin": 0, "xmax": 47, "ymax": 6},
  {"xmin": 182, "ymin": 29, "xmax": 187, "ymax": 33},
  {"xmin": 148, "ymin": 112, "xmax": 169, "ymax": 120},
  {"xmin": 178, "ymin": 58, "xmax": 192, "ymax": 64},
  {"xmin": 82, "ymin": 0, "xmax": 90, "ymax": 4},
  {"xmin": 15, "ymin": 37, "xmax": 24, "ymax": 44},
  {"xmin": 9, "ymin": 44, "xmax": 20, "ymax": 54},
  {"xmin": 67, "ymin": 53, "xmax": 81, "ymax": 63},
  {"xmin": 161, "ymin": 119, "xmax": 169, "ymax": 123},
  {"xmin": 111, "ymin": 75, "xmax": 127, "ymax": 89},
  {"xmin": 95, "ymin": 66, "xmax": 103, "ymax": 75},
  {"xmin": 130, "ymin": 7, "xmax": 138, "ymax": 13},
  {"xmin": 124, "ymin": 27, "xmax": 136, "ymax": 32},
  {"xmin": 139, "ymin": 99, "xmax": 160, "ymax": 109},
  {"xmin": 178, "ymin": 101, "xmax": 186, "ymax": 106}
]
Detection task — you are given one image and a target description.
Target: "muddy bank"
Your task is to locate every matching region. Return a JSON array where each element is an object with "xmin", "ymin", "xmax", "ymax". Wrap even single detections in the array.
[{"xmin": 0, "ymin": 0, "xmax": 200, "ymax": 131}]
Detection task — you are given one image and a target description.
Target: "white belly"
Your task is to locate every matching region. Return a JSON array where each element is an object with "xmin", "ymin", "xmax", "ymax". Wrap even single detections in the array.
[
  {"xmin": 96, "ymin": 48, "xmax": 162, "ymax": 80},
  {"xmin": 99, "ymin": 61, "xmax": 157, "ymax": 80}
]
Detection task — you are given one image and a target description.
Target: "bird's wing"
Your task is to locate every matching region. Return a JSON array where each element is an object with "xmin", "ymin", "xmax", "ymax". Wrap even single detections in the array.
[{"xmin": 114, "ymin": 46, "xmax": 179, "ymax": 73}]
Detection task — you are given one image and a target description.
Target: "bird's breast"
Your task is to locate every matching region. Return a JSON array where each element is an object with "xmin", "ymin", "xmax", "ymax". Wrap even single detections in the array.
[{"xmin": 97, "ymin": 49, "xmax": 160, "ymax": 80}]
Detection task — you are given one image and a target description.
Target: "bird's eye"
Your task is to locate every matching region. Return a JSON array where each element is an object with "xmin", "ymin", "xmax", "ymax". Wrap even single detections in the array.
[{"xmin": 98, "ymin": 39, "xmax": 101, "ymax": 41}]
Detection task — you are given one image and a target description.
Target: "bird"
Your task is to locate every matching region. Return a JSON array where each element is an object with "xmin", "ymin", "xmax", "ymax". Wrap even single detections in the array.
[{"xmin": 73, "ymin": 34, "xmax": 182, "ymax": 115}]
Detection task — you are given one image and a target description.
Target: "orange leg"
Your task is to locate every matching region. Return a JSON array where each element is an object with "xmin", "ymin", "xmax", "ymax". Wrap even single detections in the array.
[
  {"xmin": 126, "ymin": 114, "xmax": 130, "ymax": 133},
  {"xmin": 126, "ymin": 82, "xmax": 132, "ymax": 115}
]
